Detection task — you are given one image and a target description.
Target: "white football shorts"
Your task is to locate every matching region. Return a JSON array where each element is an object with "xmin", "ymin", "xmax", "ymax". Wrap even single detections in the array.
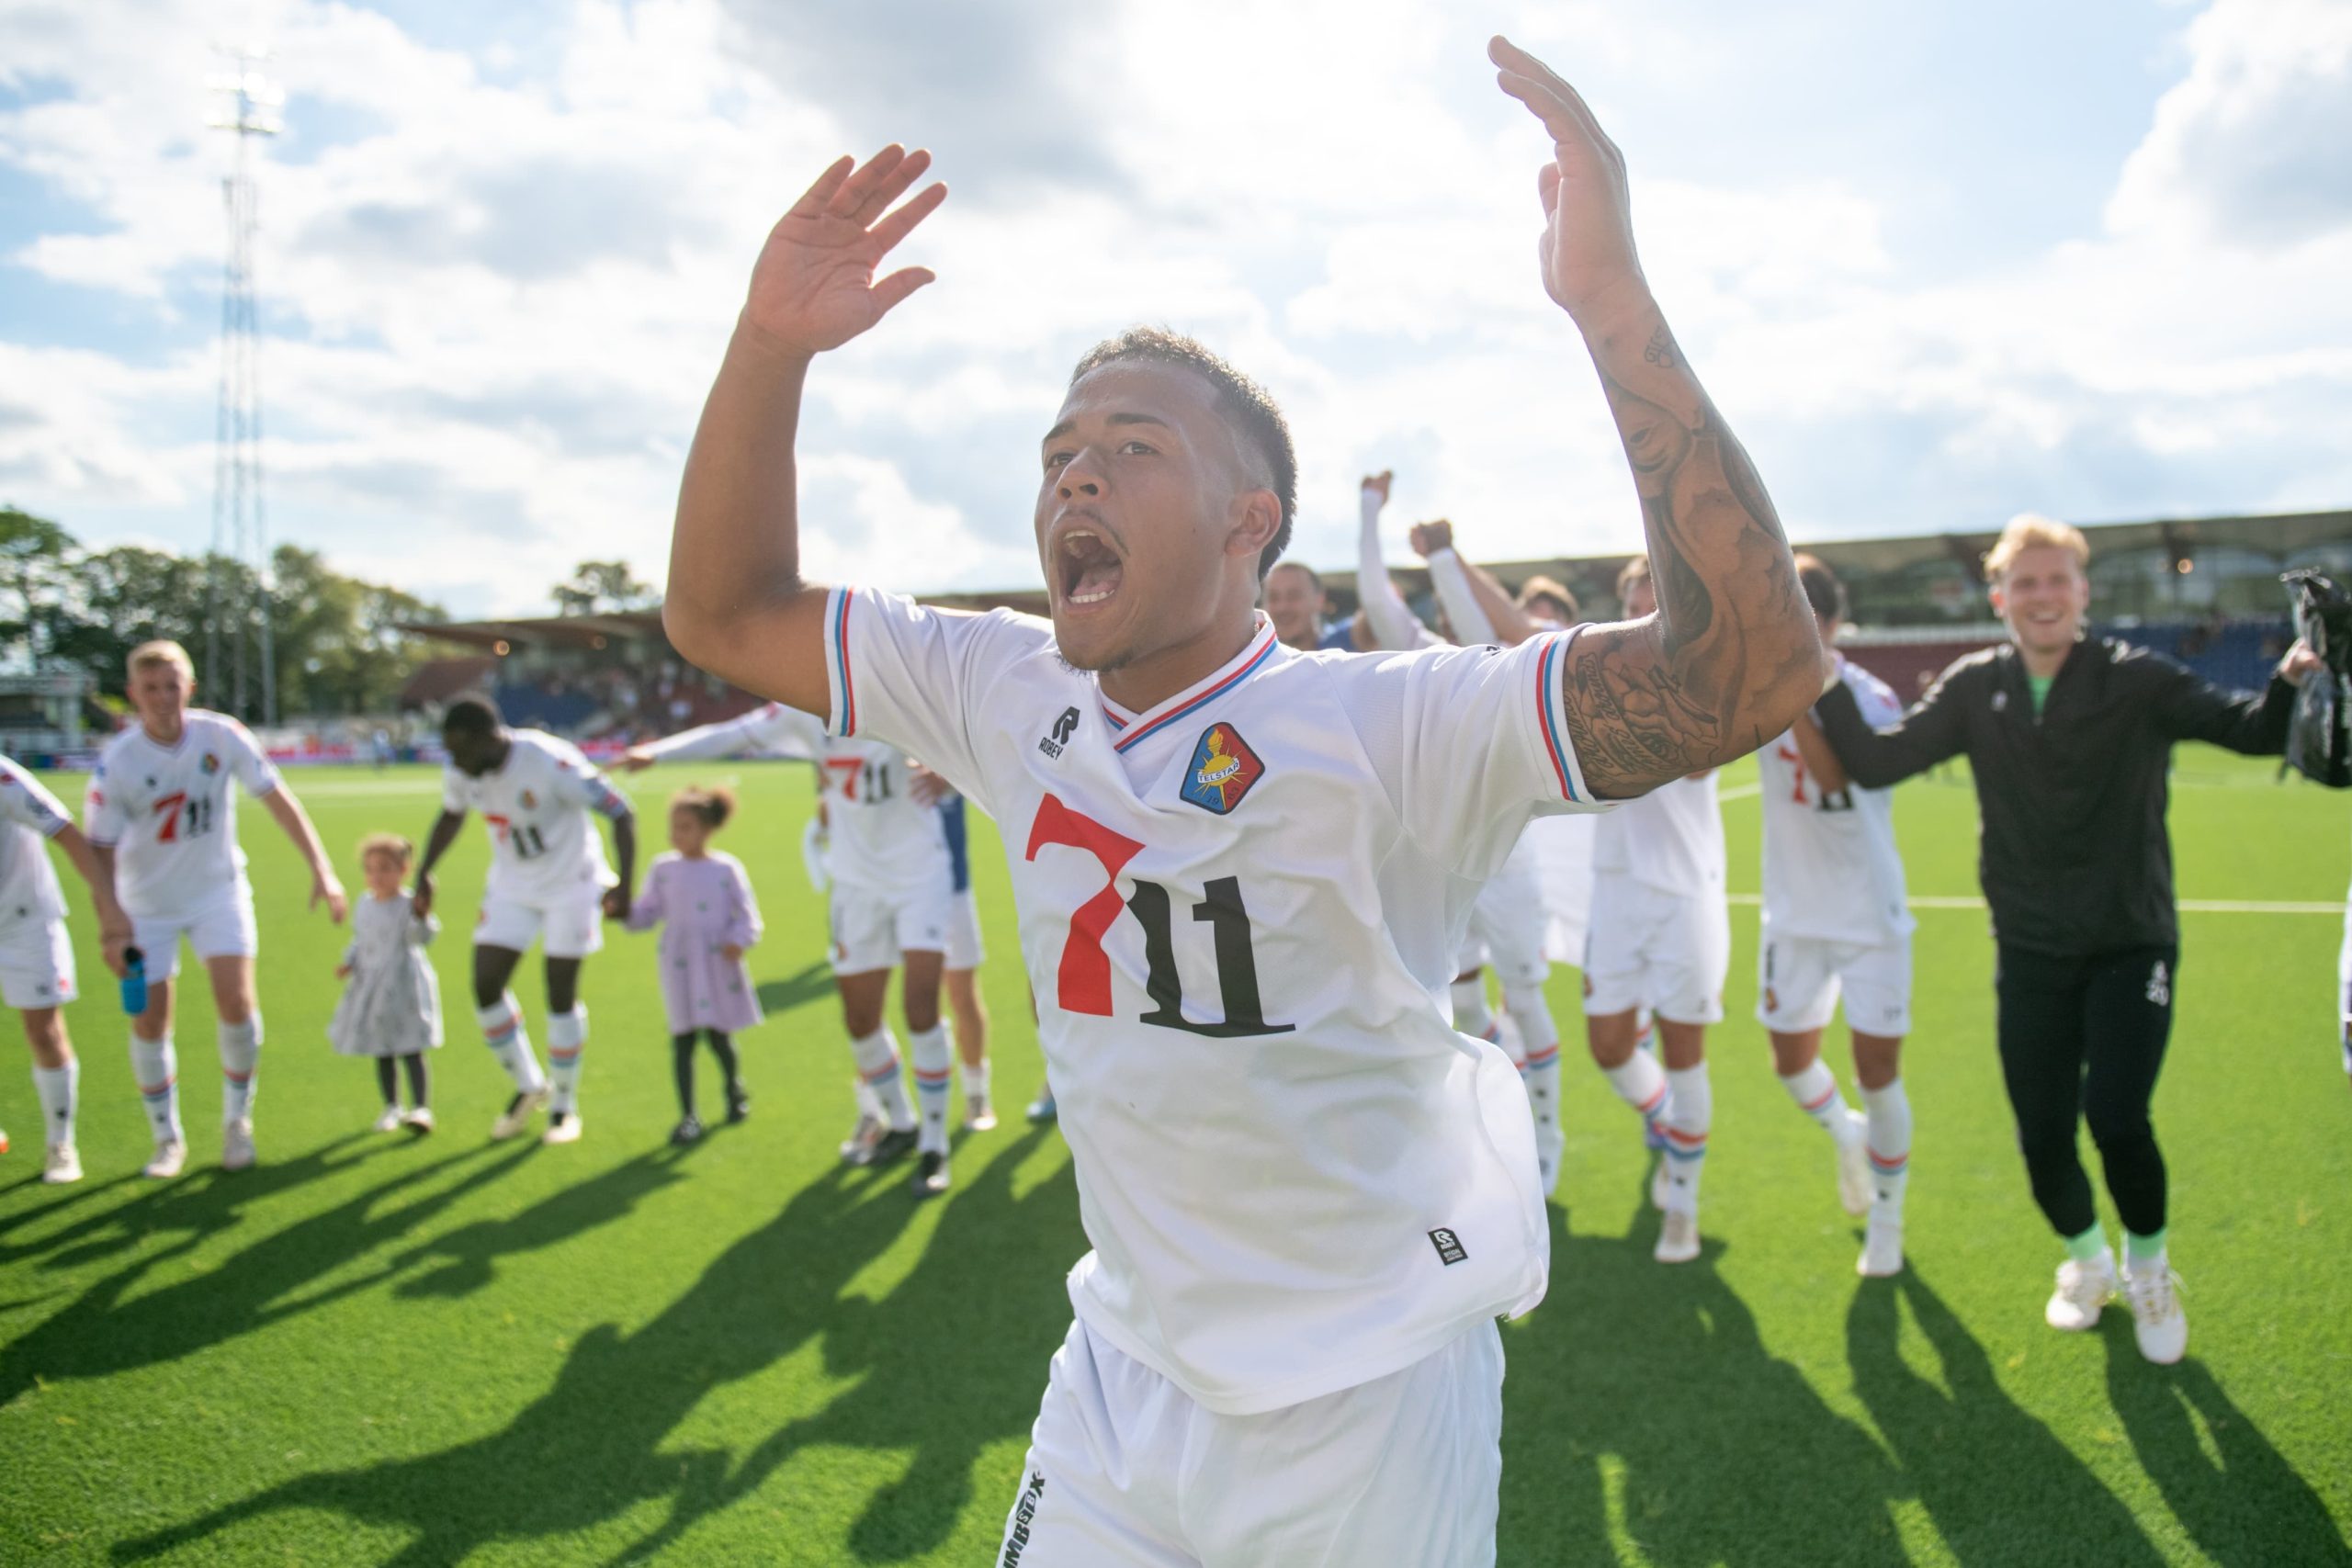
[
  {"xmin": 0, "ymin": 917, "xmax": 75, "ymax": 1009},
  {"xmin": 475, "ymin": 891, "xmax": 605, "ymax": 960},
  {"xmin": 996, "ymin": 1314, "xmax": 1502, "ymax": 1567},
  {"xmin": 131, "ymin": 881, "xmax": 258, "ymax": 981},
  {"xmin": 829, "ymin": 881, "xmax": 951, "ymax": 976},
  {"xmin": 1581, "ymin": 872, "xmax": 1729, "ymax": 1025},
  {"xmin": 1756, "ymin": 931, "xmax": 1912, "ymax": 1037}
]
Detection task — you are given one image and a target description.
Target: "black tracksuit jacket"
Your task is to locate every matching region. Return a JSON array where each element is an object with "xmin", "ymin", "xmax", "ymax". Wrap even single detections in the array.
[{"xmin": 1814, "ymin": 637, "xmax": 2294, "ymax": 957}]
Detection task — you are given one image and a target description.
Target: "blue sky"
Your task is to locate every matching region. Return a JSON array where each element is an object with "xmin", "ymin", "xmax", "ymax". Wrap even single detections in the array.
[{"xmin": 2, "ymin": 0, "xmax": 2347, "ymax": 617}]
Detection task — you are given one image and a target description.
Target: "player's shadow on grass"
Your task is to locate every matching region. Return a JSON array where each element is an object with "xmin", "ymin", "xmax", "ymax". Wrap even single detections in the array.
[
  {"xmin": 112, "ymin": 1126, "xmax": 1081, "ymax": 1566},
  {"xmin": 1501, "ymin": 1190, "xmax": 1912, "ymax": 1566},
  {"xmin": 754, "ymin": 959, "xmax": 836, "ymax": 1016},
  {"xmin": 0, "ymin": 1137, "xmax": 528, "ymax": 1414},
  {"xmin": 387, "ymin": 1145, "xmax": 694, "ymax": 1298},
  {"xmin": 1846, "ymin": 1266, "xmax": 2166, "ymax": 1565},
  {"xmin": 2101, "ymin": 1344, "xmax": 2352, "ymax": 1564}
]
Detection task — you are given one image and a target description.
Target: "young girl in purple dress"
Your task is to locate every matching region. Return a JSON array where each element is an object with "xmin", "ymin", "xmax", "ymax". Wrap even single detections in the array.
[{"xmin": 627, "ymin": 786, "xmax": 763, "ymax": 1144}]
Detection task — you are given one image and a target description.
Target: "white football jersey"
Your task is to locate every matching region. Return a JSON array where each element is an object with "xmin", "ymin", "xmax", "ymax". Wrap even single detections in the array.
[
  {"xmin": 0, "ymin": 756, "xmax": 71, "ymax": 932},
  {"xmin": 644, "ymin": 702, "xmax": 951, "ymax": 901},
  {"xmin": 1758, "ymin": 660, "xmax": 1915, "ymax": 944},
  {"xmin": 820, "ymin": 587, "xmax": 1612, "ymax": 1415},
  {"xmin": 441, "ymin": 729, "xmax": 628, "ymax": 903},
  {"xmin": 1591, "ymin": 770, "xmax": 1724, "ymax": 897},
  {"xmin": 84, "ymin": 710, "xmax": 279, "ymax": 918}
]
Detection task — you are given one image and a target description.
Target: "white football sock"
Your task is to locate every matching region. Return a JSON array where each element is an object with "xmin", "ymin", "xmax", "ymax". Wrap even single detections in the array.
[
  {"xmin": 1504, "ymin": 981, "xmax": 1560, "ymax": 1132},
  {"xmin": 962, "ymin": 1058, "xmax": 991, "ymax": 1098},
  {"xmin": 1452, "ymin": 978, "xmax": 1497, "ymax": 1043},
  {"xmin": 1600, "ymin": 1049, "xmax": 1670, "ymax": 1127},
  {"xmin": 33, "ymin": 1059, "xmax": 77, "ymax": 1148},
  {"xmin": 129, "ymin": 1033, "xmax": 183, "ymax": 1145},
  {"xmin": 1862, "ymin": 1078, "xmax": 1912, "ymax": 1218},
  {"xmin": 479, "ymin": 994, "xmax": 546, "ymax": 1095},
  {"xmin": 852, "ymin": 1028, "xmax": 915, "ymax": 1130},
  {"xmin": 909, "ymin": 1022, "xmax": 954, "ymax": 1156},
  {"xmin": 218, "ymin": 1016, "xmax": 261, "ymax": 1125},
  {"xmin": 545, "ymin": 1006, "xmax": 587, "ymax": 1115},
  {"xmin": 1780, "ymin": 1059, "xmax": 1857, "ymax": 1140},
  {"xmin": 1659, "ymin": 1063, "xmax": 1713, "ymax": 1214}
]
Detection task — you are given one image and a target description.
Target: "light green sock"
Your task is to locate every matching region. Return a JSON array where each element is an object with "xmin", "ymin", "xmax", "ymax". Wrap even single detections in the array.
[
  {"xmin": 2064, "ymin": 1224, "xmax": 2109, "ymax": 1264},
  {"xmin": 2125, "ymin": 1227, "xmax": 2167, "ymax": 1265}
]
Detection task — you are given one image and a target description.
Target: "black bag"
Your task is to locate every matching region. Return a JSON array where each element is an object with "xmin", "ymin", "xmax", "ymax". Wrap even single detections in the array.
[{"xmin": 2282, "ymin": 568, "xmax": 2352, "ymax": 787}]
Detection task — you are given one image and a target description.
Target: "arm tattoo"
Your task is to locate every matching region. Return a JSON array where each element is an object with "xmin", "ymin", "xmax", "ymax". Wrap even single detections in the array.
[{"xmin": 1558, "ymin": 311, "xmax": 1819, "ymax": 798}]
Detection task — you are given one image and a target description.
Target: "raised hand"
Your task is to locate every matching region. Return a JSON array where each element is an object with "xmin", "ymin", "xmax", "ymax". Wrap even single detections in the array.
[
  {"xmin": 1489, "ymin": 36, "xmax": 1646, "ymax": 329},
  {"xmin": 741, "ymin": 146, "xmax": 949, "ymax": 357},
  {"xmin": 1409, "ymin": 519, "xmax": 1455, "ymax": 559},
  {"xmin": 1361, "ymin": 470, "xmax": 1394, "ymax": 507},
  {"xmin": 617, "ymin": 747, "xmax": 657, "ymax": 773}
]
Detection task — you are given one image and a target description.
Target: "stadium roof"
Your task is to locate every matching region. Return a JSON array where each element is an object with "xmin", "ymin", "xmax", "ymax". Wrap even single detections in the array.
[{"xmin": 394, "ymin": 508, "xmax": 2349, "ymax": 638}]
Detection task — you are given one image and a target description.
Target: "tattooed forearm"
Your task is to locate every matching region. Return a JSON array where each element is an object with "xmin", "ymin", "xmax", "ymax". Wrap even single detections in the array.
[{"xmin": 1558, "ymin": 301, "xmax": 1825, "ymax": 798}]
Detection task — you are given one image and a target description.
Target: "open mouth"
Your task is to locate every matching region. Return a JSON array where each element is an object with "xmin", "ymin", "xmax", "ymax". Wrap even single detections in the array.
[{"xmin": 1056, "ymin": 525, "xmax": 1124, "ymax": 609}]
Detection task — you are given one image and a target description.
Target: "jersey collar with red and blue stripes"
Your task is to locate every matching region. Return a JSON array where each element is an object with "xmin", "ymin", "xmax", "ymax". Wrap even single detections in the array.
[{"xmin": 1097, "ymin": 618, "xmax": 1282, "ymax": 756}]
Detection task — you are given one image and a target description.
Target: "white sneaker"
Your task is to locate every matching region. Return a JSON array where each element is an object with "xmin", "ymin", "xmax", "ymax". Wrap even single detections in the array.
[
  {"xmin": 492, "ymin": 1086, "xmax": 549, "ymax": 1141},
  {"xmin": 0, "ymin": 1125, "xmax": 8, "ymax": 1156},
  {"xmin": 1835, "ymin": 1111, "xmax": 1872, "ymax": 1217},
  {"xmin": 541, "ymin": 1111, "xmax": 582, "ymax": 1145},
  {"xmin": 42, "ymin": 1143, "xmax": 83, "ymax": 1184},
  {"xmin": 1655, "ymin": 1208, "xmax": 1702, "ymax": 1264},
  {"xmin": 839, "ymin": 1111, "xmax": 886, "ymax": 1164},
  {"xmin": 372, "ymin": 1105, "xmax": 404, "ymax": 1134},
  {"xmin": 965, "ymin": 1092, "xmax": 998, "ymax": 1133},
  {"xmin": 403, "ymin": 1107, "xmax": 435, "ymax": 1136},
  {"xmin": 142, "ymin": 1138, "xmax": 187, "ymax": 1179},
  {"xmin": 2045, "ymin": 1251, "xmax": 2117, "ymax": 1331},
  {"xmin": 220, "ymin": 1118, "xmax": 256, "ymax": 1173},
  {"xmin": 2122, "ymin": 1260, "xmax": 2188, "ymax": 1365},
  {"xmin": 1857, "ymin": 1213, "xmax": 1905, "ymax": 1278}
]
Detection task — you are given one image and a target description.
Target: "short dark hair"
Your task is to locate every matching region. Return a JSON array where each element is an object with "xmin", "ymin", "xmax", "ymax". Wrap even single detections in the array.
[
  {"xmin": 1615, "ymin": 556, "xmax": 1650, "ymax": 601},
  {"xmin": 1267, "ymin": 558, "xmax": 1322, "ymax": 592},
  {"xmin": 443, "ymin": 693, "xmax": 502, "ymax": 737},
  {"xmin": 1068, "ymin": 326, "xmax": 1296, "ymax": 580},
  {"xmin": 1517, "ymin": 574, "xmax": 1579, "ymax": 624},
  {"xmin": 1793, "ymin": 553, "xmax": 1848, "ymax": 624}
]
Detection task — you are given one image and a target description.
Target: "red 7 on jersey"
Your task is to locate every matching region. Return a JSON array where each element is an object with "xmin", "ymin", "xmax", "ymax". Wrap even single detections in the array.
[
  {"xmin": 484, "ymin": 812, "xmax": 511, "ymax": 842},
  {"xmin": 1023, "ymin": 793, "xmax": 1143, "ymax": 1016},
  {"xmin": 153, "ymin": 791, "xmax": 187, "ymax": 841},
  {"xmin": 824, "ymin": 758, "xmax": 862, "ymax": 800}
]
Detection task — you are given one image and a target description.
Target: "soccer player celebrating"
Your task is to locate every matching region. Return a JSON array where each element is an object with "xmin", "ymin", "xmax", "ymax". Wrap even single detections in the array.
[
  {"xmin": 622, "ymin": 702, "xmax": 967, "ymax": 1194},
  {"xmin": 1580, "ymin": 557, "xmax": 1731, "ymax": 1265},
  {"xmin": 664, "ymin": 36, "xmax": 1824, "ymax": 1562},
  {"xmin": 83, "ymin": 640, "xmax": 347, "ymax": 1178},
  {"xmin": 1815, "ymin": 514, "xmax": 2322, "ymax": 1364},
  {"xmin": 1261, "ymin": 558, "xmax": 1354, "ymax": 653},
  {"xmin": 415, "ymin": 695, "xmax": 634, "ymax": 1145},
  {"xmin": 1755, "ymin": 556, "xmax": 1915, "ymax": 1277},
  {"xmin": 0, "ymin": 755, "xmax": 132, "ymax": 1182}
]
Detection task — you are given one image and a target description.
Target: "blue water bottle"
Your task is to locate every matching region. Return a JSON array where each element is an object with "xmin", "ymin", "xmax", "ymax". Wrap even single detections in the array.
[{"xmin": 119, "ymin": 946, "xmax": 147, "ymax": 1016}]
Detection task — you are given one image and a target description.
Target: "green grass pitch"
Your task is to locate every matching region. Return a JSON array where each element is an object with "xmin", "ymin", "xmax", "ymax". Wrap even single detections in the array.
[{"xmin": 1, "ymin": 750, "xmax": 2347, "ymax": 1565}]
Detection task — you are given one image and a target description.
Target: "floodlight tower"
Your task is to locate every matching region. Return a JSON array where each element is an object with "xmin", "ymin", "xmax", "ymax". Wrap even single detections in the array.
[{"xmin": 205, "ymin": 45, "xmax": 281, "ymax": 725}]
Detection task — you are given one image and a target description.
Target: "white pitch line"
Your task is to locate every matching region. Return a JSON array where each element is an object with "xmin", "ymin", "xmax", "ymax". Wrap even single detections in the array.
[{"xmin": 1725, "ymin": 892, "xmax": 2343, "ymax": 916}]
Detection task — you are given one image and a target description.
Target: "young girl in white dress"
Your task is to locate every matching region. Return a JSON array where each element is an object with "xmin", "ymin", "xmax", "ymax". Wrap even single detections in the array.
[{"xmin": 329, "ymin": 833, "xmax": 444, "ymax": 1132}]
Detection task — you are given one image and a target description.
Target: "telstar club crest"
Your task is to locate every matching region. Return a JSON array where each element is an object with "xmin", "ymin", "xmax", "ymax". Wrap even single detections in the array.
[{"xmin": 1179, "ymin": 722, "xmax": 1264, "ymax": 815}]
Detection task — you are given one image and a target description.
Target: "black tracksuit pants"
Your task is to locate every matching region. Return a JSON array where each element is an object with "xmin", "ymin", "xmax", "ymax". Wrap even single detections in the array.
[{"xmin": 1994, "ymin": 943, "xmax": 2178, "ymax": 1241}]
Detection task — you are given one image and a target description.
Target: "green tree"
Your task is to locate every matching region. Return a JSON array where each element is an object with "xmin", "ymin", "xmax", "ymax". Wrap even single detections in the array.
[
  {"xmin": 0, "ymin": 505, "xmax": 78, "ymax": 663},
  {"xmin": 551, "ymin": 558, "xmax": 656, "ymax": 615}
]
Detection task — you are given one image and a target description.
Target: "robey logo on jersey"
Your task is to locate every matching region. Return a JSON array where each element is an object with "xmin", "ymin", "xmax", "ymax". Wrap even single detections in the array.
[
  {"xmin": 1178, "ymin": 722, "xmax": 1264, "ymax": 815},
  {"xmin": 1037, "ymin": 705, "xmax": 1081, "ymax": 761}
]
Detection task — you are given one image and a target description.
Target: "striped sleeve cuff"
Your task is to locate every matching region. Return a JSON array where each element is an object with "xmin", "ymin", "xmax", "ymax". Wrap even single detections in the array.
[
  {"xmin": 1532, "ymin": 626, "xmax": 1598, "ymax": 805},
  {"xmin": 823, "ymin": 586, "xmax": 859, "ymax": 739}
]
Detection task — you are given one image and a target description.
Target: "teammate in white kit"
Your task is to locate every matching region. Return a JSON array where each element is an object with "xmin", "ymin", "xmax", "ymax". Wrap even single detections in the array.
[
  {"xmin": 83, "ymin": 641, "xmax": 347, "ymax": 1178},
  {"xmin": 622, "ymin": 701, "xmax": 968, "ymax": 1194},
  {"xmin": 0, "ymin": 755, "xmax": 132, "ymax": 1182},
  {"xmin": 1755, "ymin": 557, "xmax": 1917, "ymax": 1276},
  {"xmin": 664, "ymin": 39, "xmax": 1826, "ymax": 1562},
  {"xmin": 1582, "ymin": 557, "xmax": 1732, "ymax": 1265},
  {"xmin": 414, "ymin": 695, "xmax": 635, "ymax": 1145}
]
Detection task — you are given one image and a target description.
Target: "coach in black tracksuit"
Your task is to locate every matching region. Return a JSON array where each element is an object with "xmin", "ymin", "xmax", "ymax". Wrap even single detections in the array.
[{"xmin": 1815, "ymin": 516, "xmax": 2318, "ymax": 1365}]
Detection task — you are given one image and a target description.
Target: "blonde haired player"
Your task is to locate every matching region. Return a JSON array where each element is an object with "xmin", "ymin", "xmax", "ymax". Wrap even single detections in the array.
[
  {"xmin": 83, "ymin": 641, "xmax": 348, "ymax": 1178},
  {"xmin": 1755, "ymin": 556, "xmax": 1914, "ymax": 1277},
  {"xmin": 0, "ymin": 754, "xmax": 132, "ymax": 1182},
  {"xmin": 663, "ymin": 36, "xmax": 1826, "ymax": 1561}
]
